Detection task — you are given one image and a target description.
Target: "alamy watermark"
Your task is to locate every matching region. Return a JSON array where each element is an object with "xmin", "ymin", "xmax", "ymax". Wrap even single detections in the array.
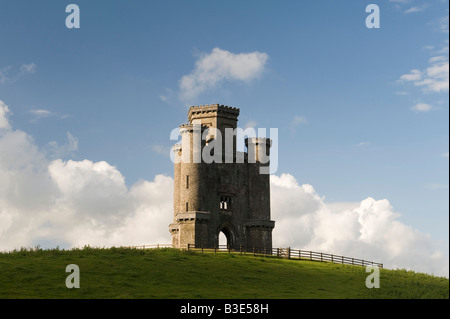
[
  {"xmin": 366, "ymin": 4, "xmax": 380, "ymax": 29},
  {"xmin": 65, "ymin": 264, "xmax": 80, "ymax": 289},
  {"xmin": 365, "ymin": 265, "xmax": 380, "ymax": 288},
  {"xmin": 169, "ymin": 121, "xmax": 278, "ymax": 175},
  {"xmin": 65, "ymin": 4, "xmax": 379, "ymax": 30},
  {"xmin": 65, "ymin": 4, "xmax": 80, "ymax": 29}
]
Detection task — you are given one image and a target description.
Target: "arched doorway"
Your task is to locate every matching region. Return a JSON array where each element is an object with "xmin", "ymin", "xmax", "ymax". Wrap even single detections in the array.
[
  {"xmin": 217, "ymin": 224, "xmax": 234, "ymax": 250},
  {"xmin": 218, "ymin": 231, "xmax": 228, "ymax": 250}
]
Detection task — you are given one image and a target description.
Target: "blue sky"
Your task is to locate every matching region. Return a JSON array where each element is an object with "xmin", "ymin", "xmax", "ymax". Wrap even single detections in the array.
[{"xmin": 0, "ymin": 1, "xmax": 448, "ymax": 275}]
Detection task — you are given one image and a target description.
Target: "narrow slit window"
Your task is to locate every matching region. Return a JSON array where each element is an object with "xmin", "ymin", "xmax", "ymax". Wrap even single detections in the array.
[
  {"xmin": 186, "ymin": 202, "xmax": 188, "ymax": 212},
  {"xmin": 186, "ymin": 175, "xmax": 189, "ymax": 188}
]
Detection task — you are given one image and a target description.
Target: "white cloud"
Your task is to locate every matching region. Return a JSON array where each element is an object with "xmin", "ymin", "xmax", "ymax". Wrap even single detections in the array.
[
  {"xmin": 159, "ymin": 88, "xmax": 175, "ymax": 104},
  {"xmin": 19, "ymin": 63, "xmax": 36, "ymax": 74},
  {"xmin": 400, "ymin": 69, "xmax": 423, "ymax": 81},
  {"xmin": 410, "ymin": 103, "xmax": 433, "ymax": 112},
  {"xmin": 436, "ymin": 44, "xmax": 449, "ymax": 54},
  {"xmin": 0, "ymin": 63, "xmax": 36, "ymax": 84},
  {"xmin": 178, "ymin": 47, "xmax": 269, "ymax": 102},
  {"xmin": 30, "ymin": 109, "xmax": 52, "ymax": 117},
  {"xmin": 0, "ymin": 68, "xmax": 9, "ymax": 85},
  {"xmin": 46, "ymin": 132, "xmax": 79, "ymax": 159},
  {"xmin": 400, "ymin": 58, "xmax": 449, "ymax": 93},
  {"xmin": 356, "ymin": 141, "xmax": 371, "ymax": 147},
  {"xmin": 405, "ymin": 6, "xmax": 424, "ymax": 14},
  {"xmin": 0, "ymin": 101, "xmax": 11, "ymax": 130},
  {"xmin": 29, "ymin": 109, "xmax": 53, "ymax": 122},
  {"xmin": 244, "ymin": 120, "xmax": 257, "ymax": 129},
  {"xmin": 291, "ymin": 116, "xmax": 307, "ymax": 126},
  {"xmin": 151, "ymin": 144, "xmax": 170, "ymax": 157},
  {"xmin": 429, "ymin": 56, "xmax": 447, "ymax": 63},
  {"xmin": 289, "ymin": 116, "xmax": 307, "ymax": 133},
  {"xmin": 29, "ymin": 108, "xmax": 71, "ymax": 122},
  {"xmin": 271, "ymin": 173, "xmax": 449, "ymax": 277},
  {"xmin": 437, "ymin": 16, "xmax": 449, "ymax": 34},
  {"xmin": 1, "ymin": 100, "xmax": 448, "ymax": 276},
  {"xmin": 0, "ymin": 99, "xmax": 173, "ymax": 250}
]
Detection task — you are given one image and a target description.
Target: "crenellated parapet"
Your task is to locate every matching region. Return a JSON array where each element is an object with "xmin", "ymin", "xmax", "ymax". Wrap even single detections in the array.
[{"xmin": 188, "ymin": 104, "xmax": 240, "ymax": 124}]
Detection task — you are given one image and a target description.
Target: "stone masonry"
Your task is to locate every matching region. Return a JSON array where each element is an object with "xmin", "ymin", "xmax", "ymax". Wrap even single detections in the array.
[{"xmin": 169, "ymin": 104, "xmax": 275, "ymax": 251}]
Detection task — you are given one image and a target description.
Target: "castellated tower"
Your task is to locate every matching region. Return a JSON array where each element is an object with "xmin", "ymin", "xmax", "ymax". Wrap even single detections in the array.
[{"xmin": 169, "ymin": 104, "xmax": 275, "ymax": 251}]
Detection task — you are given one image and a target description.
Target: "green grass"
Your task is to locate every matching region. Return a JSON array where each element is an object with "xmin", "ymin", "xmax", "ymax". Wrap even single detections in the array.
[{"xmin": 0, "ymin": 246, "xmax": 448, "ymax": 299}]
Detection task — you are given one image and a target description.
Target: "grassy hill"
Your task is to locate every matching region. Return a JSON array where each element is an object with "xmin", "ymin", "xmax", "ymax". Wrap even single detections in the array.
[{"xmin": 0, "ymin": 246, "xmax": 448, "ymax": 299}]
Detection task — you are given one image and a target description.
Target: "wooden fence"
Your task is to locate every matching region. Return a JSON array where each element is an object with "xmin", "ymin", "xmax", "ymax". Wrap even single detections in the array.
[
  {"xmin": 127, "ymin": 243, "xmax": 383, "ymax": 269},
  {"xmin": 128, "ymin": 244, "xmax": 174, "ymax": 249}
]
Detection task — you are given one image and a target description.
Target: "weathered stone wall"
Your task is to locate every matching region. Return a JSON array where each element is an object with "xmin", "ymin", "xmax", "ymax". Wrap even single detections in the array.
[{"xmin": 169, "ymin": 104, "xmax": 274, "ymax": 250}]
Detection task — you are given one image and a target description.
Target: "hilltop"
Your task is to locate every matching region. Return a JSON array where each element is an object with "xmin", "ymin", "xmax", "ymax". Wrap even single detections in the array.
[{"xmin": 0, "ymin": 247, "xmax": 448, "ymax": 299}]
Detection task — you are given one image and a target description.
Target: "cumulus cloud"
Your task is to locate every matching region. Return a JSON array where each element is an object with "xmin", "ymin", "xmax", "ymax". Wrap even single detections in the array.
[
  {"xmin": 178, "ymin": 47, "xmax": 269, "ymax": 102},
  {"xmin": 271, "ymin": 174, "xmax": 449, "ymax": 277},
  {"xmin": 1, "ymin": 100, "xmax": 448, "ymax": 277},
  {"xmin": 0, "ymin": 100, "xmax": 173, "ymax": 250}
]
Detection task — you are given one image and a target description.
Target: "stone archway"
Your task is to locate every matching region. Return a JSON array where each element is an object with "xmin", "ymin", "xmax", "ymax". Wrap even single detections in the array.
[{"xmin": 217, "ymin": 223, "xmax": 236, "ymax": 249}]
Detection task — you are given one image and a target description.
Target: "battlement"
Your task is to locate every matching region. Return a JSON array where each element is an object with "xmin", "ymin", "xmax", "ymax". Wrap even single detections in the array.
[
  {"xmin": 188, "ymin": 104, "xmax": 240, "ymax": 123},
  {"xmin": 189, "ymin": 104, "xmax": 239, "ymax": 111},
  {"xmin": 179, "ymin": 123, "xmax": 209, "ymax": 132}
]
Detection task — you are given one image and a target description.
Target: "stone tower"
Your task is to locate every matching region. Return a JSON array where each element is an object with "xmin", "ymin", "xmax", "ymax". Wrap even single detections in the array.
[{"xmin": 169, "ymin": 104, "xmax": 275, "ymax": 251}]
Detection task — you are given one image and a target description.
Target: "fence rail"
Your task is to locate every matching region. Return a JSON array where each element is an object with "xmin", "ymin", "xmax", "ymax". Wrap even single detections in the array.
[
  {"xmin": 126, "ymin": 243, "xmax": 383, "ymax": 269},
  {"xmin": 128, "ymin": 244, "xmax": 174, "ymax": 249}
]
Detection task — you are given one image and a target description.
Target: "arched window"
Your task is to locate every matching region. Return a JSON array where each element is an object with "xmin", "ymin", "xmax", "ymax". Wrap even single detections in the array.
[{"xmin": 219, "ymin": 196, "xmax": 231, "ymax": 210}]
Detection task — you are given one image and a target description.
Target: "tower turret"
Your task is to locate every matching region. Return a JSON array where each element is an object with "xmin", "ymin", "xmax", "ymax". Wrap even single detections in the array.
[{"xmin": 169, "ymin": 104, "xmax": 274, "ymax": 251}]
